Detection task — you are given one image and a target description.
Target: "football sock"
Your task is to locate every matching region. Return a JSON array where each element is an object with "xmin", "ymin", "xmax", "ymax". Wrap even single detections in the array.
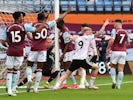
[
  {"xmin": 12, "ymin": 71, "xmax": 18, "ymax": 89},
  {"xmin": 69, "ymin": 73, "xmax": 77, "ymax": 84},
  {"xmin": 18, "ymin": 78, "xmax": 28, "ymax": 87},
  {"xmin": 89, "ymin": 76, "xmax": 96, "ymax": 87},
  {"xmin": 6, "ymin": 71, "xmax": 13, "ymax": 92},
  {"xmin": 34, "ymin": 69, "xmax": 42, "ymax": 90},
  {"xmin": 26, "ymin": 66, "xmax": 32, "ymax": 82},
  {"xmin": 61, "ymin": 71, "xmax": 67, "ymax": 84},
  {"xmin": 79, "ymin": 69, "xmax": 86, "ymax": 86},
  {"xmin": 110, "ymin": 68, "xmax": 116, "ymax": 83},
  {"xmin": 117, "ymin": 72, "xmax": 124, "ymax": 88},
  {"xmin": 48, "ymin": 71, "xmax": 59, "ymax": 83}
]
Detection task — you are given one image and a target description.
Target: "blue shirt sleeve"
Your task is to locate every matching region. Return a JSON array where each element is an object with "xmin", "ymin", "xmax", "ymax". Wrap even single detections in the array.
[
  {"xmin": 63, "ymin": 32, "xmax": 71, "ymax": 43},
  {"xmin": 111, "ymin": 29, "xmax": 116, "ymax": 40},
  {"xmin": 24, "ymin": 23, "xmax": 36, "ymax": 33},
  {"xmin": 127, "ymin": 34, "xmax": 131, "ymax": 43},
  {"xmin": 0, "ymin": 28, "xmax": 7, "ymax": 40},
  {"xmin": 46, "ymin": 20, "xmax": 56, "ymax": 28}
]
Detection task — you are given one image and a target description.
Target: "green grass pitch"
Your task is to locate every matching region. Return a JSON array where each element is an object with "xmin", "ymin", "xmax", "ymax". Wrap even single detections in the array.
[{"xmin": 0, "ymin": 75, "xmax": 133, "ymax": 100}]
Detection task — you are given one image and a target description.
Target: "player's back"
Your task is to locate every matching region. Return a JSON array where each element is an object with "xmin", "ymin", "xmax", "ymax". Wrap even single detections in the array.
[
  {"xmin": 112, "ymin": 28, "xmax": 128, "ymax": 51},
  {"xmin": 31, "ymin": 22, "xmax": 48, "ymax": 51},
  {"xmin": 98, "ymin": 41, "xmax": 108, "ymax": 54},
  {"xmin": 59, "ymin": 26, "xmax": 74, "ymax": 52},
  {"xmin": 6, "ymin": 23, "xmax": 26, "ymax": 56}
]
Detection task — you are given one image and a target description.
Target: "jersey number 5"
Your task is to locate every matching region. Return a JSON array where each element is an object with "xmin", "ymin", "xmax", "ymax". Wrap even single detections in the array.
[
  {"xmin": 35, "ymin": 28, "xmax": 47, "ymax": 39},
  {"xmin": 11, "ymin": 31, "xmax": 21, "ymax": 43}
]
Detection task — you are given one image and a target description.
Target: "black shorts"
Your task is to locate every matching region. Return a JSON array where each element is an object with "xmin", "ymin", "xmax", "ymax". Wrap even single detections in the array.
[
  {"xmin": 69, "ymin": 59, "xmax": 92, "ymax": 72},
  {"xmin": 42, "ymin": 67, "xmax": 52, "ymax": 76},
  {"xmin": 42, "ymin": 58, "xmax": 53, "ymax": 76},
  {"xmin": 99, "ymin": 55, "xmax": 107, "ymax": 62}
]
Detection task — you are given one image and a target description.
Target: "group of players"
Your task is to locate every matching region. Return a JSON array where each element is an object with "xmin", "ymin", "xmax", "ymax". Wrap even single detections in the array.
[{"xmin": 0, "ymin": 7, "xmax": 131, "ymax": 96}]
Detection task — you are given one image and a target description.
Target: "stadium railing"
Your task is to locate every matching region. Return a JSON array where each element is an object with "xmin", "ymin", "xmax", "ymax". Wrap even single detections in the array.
[{"xmin": 0, "ymin": 0, "xmax": 133, "ymax": 14}]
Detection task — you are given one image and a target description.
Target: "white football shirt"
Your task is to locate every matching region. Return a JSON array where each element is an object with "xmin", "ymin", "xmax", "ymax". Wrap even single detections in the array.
[{"xmin": 73, "ymin": 35, "xmax": 92, "ymax": 60}]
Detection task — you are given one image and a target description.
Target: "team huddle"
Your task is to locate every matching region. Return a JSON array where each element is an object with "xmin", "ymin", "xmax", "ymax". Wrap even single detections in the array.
[{"xmin": 0, "ymin": 7, "xmax": 131, "ymax": 96}]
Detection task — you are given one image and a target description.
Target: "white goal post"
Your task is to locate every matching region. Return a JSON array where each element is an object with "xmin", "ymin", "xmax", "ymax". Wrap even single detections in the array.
[{"xmin": 0, "ymin": 0, "xmax": 59, "ymax": 89}]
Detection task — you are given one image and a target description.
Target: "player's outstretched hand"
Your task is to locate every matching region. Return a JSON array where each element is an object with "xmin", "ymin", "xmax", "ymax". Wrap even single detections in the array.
[
  {"xmin": 104, "ymin": 19, "xmax": 109, "ymax": 26},
  {"xmin": 66, "ymin": 6, "xmax": 72, "ymax": 13}
]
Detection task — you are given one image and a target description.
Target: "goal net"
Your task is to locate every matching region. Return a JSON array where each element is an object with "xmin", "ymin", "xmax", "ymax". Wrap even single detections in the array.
[{"xmin": 0, "ymin": 0, "xmax": 55, "ymax": 90}]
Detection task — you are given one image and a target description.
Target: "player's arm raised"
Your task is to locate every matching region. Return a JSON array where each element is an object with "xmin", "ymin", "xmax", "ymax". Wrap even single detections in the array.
[
  {"xmin": 46, "ymin": 7, "xmax": 72, "ymax": 29},
  {"xmin": 24, "ymin": 7, "xmax": 72, "ymax": 40},
  {"xmin": 95, "ymin": 19, "xmax": 109, "ymax": 38},
  {"xmin": 56, "ymin": 7, "xmax": 72, "ymax": 22}
]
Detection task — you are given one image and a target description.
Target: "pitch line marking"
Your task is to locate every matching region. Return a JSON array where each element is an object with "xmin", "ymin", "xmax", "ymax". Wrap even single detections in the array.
[{"xmin": 0, "ymin": 81, "xmax": 133, "ymax": 96}]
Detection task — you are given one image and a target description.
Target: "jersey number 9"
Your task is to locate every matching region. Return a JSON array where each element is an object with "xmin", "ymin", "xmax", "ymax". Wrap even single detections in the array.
[{"xmin": 78, "ymin": 41, "xmax": 83, "ymax": 49}]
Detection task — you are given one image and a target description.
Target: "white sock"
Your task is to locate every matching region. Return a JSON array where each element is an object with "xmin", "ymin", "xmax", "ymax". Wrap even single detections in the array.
[
  {"xmin": 79, "ymin": 69, "xmax": 86, "ymax": 86},
  {"xmin": 26, "ymin": 66, "xmax": 32, "ymax": 82},
  {"xmin": 61, "ymin": 71, "xmax": 67, "ymax": 84},
  {"xmin": 110, "ymin": 68, "xmax": 116, "ymax": 83},
  {"xmin": 12, "ymin": 71, "xmax": 18, "ymax": 89},
  {"xmin": 34, "ymin": 69, "xmax": 42, "ymax": 90},
  {"xmin": 69, "ymin": 74, "xmax": 76, "ymax": 84},
  {"xmin": 16, "ymin": 70, "xmax": 20, "ymax": 85},
  {"xmin": 6, "ymin": 72, "xmax": 13, "ymax": 93},
  {"xmin": 85, "ymin": 79, "xmax": 89, "ymax": 86},
  {"xmin": 89, "ymin": 76, "xmax": 96, "ymax": 87},
  {"xmin": 117, "ymin": 72, "xmax": 124, "ymax": 88},
  {"xmin": 54, "ymin": 81, "xmax": 62, "ymax": 89}
]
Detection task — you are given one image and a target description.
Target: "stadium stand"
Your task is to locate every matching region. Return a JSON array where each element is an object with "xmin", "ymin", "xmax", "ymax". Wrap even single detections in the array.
[
  {"xmin": 104, "ymin": 0, "xmax": 113, "ymax": 13},
  {"xmin": 95, "ymin": 0, "xmax": 104, "ymax": 13},
  {"xmin": 122, "ymin": 0, "xmax": 132, "ymax": 13},
  {"xmin": 69, "ymin": 0, "xmax": 77, "ymax": 12},
  {"xmin": 77, "ymin": 0, "xmax": 87, "ymax": 13},
  {"xmin": 113, "ymin": 0, "xmax": 122, "ymax": 13},
  {"xmin": 0, "ymin": 0, "xmax": 133, "ymax": 14},
  {"xmin": 86, "ymin": 0, "xmax": 95, "ymax": 13},
  {"xmin": 60, "ymin": 0, "xmax": 69, "ymax": 12}
]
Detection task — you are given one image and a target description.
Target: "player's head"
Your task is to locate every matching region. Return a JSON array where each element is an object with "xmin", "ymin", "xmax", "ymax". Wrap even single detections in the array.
[
  {"xmin": 57, "ymin": 19, "xmax": 64, "ymax": 30},
  {"xmin": 82, "ymin": 26, "xmax": 92, "ymax": 35},
  {"xmin": 114, "ymin": 19, "xmax": 122, "ymax": 28},
  {"xmin": 37, "ymin": 12, "xmax": 48, "ymax": 22},
  {"xmin": 46, "ymin": 38, "xmax": 53, "ymax": 48},
  {"xmin": 101, "ymin": 36, "xmax": 105, "ymax": 41},
  {"xmin": 81, "ymin": 23, "xmax": 89, "ymax": 33},
  {"xmin": 81, "ymin": 23, "xmax": 89, "ymax": 27},
  {"xmin": 13, "ymin": 11, "xmax": 25, "ymax": 23}
]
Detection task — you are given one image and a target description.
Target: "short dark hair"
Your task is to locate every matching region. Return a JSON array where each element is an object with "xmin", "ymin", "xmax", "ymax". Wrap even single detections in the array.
[
  {"xmin": 37, "ymin": 12, "xmax": 45, "ymax": 21},
  {"xmin": 57, "ymin": 19, "xmax": 64, "ymax": 24},
  {"xmin": 115, "ymin": 19, "xmax": 122, "ymax": 23},
  {"xmin": 57, "ymin": 19, "xmax": 64, "ymax": 29},
  {"xmin": 81, "ymin": 23, "xmax": 89, "ymax": 27},
  {"xmin": 13, "ymin": 11, "xmax": 25, "ymax": 20}
]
